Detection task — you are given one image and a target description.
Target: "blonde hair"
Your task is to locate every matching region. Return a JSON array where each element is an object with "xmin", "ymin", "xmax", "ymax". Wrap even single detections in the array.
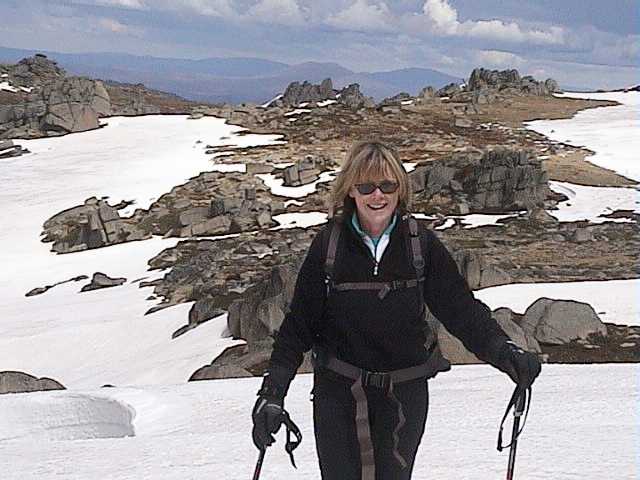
[{"xmin": 329, "ymin": 141, "xmax": 412, "ymax": 217}]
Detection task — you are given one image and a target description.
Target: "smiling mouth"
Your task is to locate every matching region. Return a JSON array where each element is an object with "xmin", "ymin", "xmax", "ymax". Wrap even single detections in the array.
[{"xmin": 367, "ymin": 204, "xmax": 387, "ymax": 210}]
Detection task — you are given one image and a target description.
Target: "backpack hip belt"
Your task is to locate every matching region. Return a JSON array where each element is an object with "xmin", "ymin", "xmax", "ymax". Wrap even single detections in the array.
[{"xmin": 312, "ymin": 343, "xmax": 437, "ymax": 480}]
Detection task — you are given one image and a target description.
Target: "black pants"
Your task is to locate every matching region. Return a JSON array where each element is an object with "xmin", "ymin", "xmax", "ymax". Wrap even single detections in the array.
[{"xmin": 312, "ymin": 371, "xmax": 429, "ymax": 480}]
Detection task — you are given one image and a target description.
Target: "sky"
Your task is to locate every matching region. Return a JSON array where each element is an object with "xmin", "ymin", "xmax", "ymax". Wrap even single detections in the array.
[{"xmin": 0, "ymin": 1, "xmax": 638, "ymax": 89}]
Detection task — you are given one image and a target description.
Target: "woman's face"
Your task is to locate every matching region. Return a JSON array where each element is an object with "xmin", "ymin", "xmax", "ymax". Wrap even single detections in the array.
[{"xmin": 348, "ymin": 173, "xmax": 399, "ymax": 228}]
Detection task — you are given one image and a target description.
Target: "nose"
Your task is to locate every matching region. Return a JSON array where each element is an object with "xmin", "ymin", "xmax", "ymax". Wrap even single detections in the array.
[{"xmin": 370, "ymin": 187, "xmax": 385, "ymax": 198}]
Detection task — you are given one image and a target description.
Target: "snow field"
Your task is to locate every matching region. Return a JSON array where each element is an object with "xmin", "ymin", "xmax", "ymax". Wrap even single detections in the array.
[
  {"xmin": 0, "ymin": 116, "xmax": 280, "ymax": 388},
  {"xmin": 0, "ymin": 364, "xmax": 636, "ymax": 479},
  {"xmin": 527, "ymin": 91, "xmax": 640, "ymax": 182}
]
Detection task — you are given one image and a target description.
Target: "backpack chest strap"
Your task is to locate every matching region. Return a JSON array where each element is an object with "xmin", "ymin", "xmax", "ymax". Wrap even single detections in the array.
[{"xmin": 331, "ymin": 278, "xmax": 425, "ymax": 299}]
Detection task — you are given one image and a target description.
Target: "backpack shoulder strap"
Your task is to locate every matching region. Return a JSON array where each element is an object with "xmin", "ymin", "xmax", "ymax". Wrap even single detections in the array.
[
  {"xmin": 407, "ymin": 216, "xmax": 425, "ymax": 280},
  {"xmin": 324, "ymin": 219, "xmax": 342, "ymax": 280}
]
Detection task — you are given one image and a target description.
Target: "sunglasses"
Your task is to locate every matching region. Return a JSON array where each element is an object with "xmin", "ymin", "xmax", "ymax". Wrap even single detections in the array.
[{"xmin": 354, "ymin": 181, "xmax": 399, "ymax": 195}]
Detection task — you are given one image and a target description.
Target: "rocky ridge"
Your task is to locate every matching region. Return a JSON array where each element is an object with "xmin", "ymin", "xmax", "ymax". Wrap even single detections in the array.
[
  {"xmin": 0, "ymin": 55, "xmax": 203, "ymax": 139},
  {"xmin": 269, "ymin": 78, "xmax": 375, "ymax": 110}
]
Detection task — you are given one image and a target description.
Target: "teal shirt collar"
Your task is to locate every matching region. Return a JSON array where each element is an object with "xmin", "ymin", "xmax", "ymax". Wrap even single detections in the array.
[{"xmin": 351, "ymin": 211, "xmax": 397, "ymax": 248}]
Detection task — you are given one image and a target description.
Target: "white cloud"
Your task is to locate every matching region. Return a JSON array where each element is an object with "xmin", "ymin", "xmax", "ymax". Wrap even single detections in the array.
[
  {"xmin": 93, "ymin": 0, "xmax": 146, "ymax": 8},
  {"xmin": 326, "ymin": 0, "xmax": 393, "ymax": 32},
  {"xmin": 462, "ymin": 20, "xmax": 564, "ymax": 45},
  {"xmin": 247, "ymin": 0, "xmax": 306, "ymax": 26},
  {"xmin": 419, "ymin": 0, "xmax": 564, "ymax": 45},
  {"xmin": 178, "ymin": 0, "xmax": 236, "ymax": 17},
  {"xmin": 96, "ymin": 16, "xmax": 145, "ymax": 35},
  {"xmin": 591, "ymin": 34, "xmax": 640, "ymax": 65},
  {"xmin": 422, "ymin": 0, "xmax": 457, "ymax": 34},
  {"xmin": 475, "ymin": 50, "xmax": 525, "ymax": 68}
]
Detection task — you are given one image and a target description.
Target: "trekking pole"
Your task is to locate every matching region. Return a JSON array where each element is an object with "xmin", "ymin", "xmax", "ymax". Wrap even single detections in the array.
[
  {"xmin": 252, "ymin": 448, "xmax": 266, "ymax": 480},
  {"xmin": 505, "ymin": 391, "xmax": 526, "ymax": 480},
  {"xmin": 497, "ymin": 387, "xmax": 532, "ymax": 479}
]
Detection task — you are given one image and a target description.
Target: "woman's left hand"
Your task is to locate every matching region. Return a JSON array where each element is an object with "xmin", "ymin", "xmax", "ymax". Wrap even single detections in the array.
[{"xmin": 499, "ymin": 341, "xmax": 542, "ymax": 389}]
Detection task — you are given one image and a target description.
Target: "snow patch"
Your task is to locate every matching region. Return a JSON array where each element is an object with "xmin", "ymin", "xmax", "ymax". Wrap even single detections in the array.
[
  {"xmin": 272, "ymin": 212, "xmax": 328, "ymax": 230},
  {"xmin": 0, "ymin": 391, "xmax": 135, "ymax": 441},
  {"xmin": 0, "ymin": 81, "xmax": 18, "ymax": 93},
  {"xmin": 0, "ymin": 80, "xmax": 31, "ymax": 93},
  {"xmin": 208, "ymin": 163, "xmax": 246, "ymax": 173},
  {"xmin": 434, "ymin": 218, "xmax": 456, "ymax": 230},
  {"xmin": 284, "ymin": 108, "xmax": 312, "ymax": 117},
  {"xmin": 256, "ymin": 170, "xmax": 336, "ymax": 198},
  {"xmin": 260, "ymin": 94, "xmax": 282, "ymax": 108}
]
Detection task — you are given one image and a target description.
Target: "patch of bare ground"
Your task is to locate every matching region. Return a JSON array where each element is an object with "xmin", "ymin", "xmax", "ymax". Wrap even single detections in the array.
[
  {"xmin": 543, "ymin": 149, "xmax": 637, "ymax": 187},
  {"xmin": 437, "ymin": 219, "xmax": 640, "ymax": 283},
  {"xmin": 541, "ymin": 323, "xmax": 640, "ymax": 363},
  {"xmin": 104, "ymin": 83, "xmax": 204, "ymax": 114},
  {"xmin": 472, "ymin": 95, "xmax": 618, "ymax": 127}
]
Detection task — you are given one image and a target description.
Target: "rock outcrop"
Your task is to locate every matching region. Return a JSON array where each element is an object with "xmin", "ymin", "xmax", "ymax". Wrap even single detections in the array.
[
  {"xmin": 467, "ymin": 68, "xmax": 560, "ymax": 96},
  {"xmin": 8, "ymin": 54, "xmax": 65, "ymax": 88},
  {"xmin": 25, "ymin": 275, "xmax": 89, "ymax": 297},
  {"xmin": 279, "ymin": 78, "xmax": 335, "ymax": 106},
  {"xmin": 0, "ymin": 55, "xmax": 111, "ymax": 139},
  {"xmin": 430, "ymin": 68, "xmax": 559, "ymax": 103},
  {"xmin": 41, "ymin": 197, "xmax": 149, "ymax": 254},
  {"xmin": 0, "ymin": 371, "xmax": 65, "ymax": 395},
  {"xmin": 0, "ymin": 139, "xmax": 29, "ymax": 158},
  {"xmin": 41, "ymin": 167, "xmax": 294, "ymax": 254},
  {"xmin": 144, "ymin": 225, "xmax": 316, "ymax": 338},
  {"xmin": 282, "ymin": 154, "xmax": 330, "ymax": 187},
  {"xmin": 227, "ymin": 263, "xmax": 299, "ymax": 344},
  {"xmin": 80, "ymin": 272, "xmax": 127, "ymax": 292},
  {"xmin": 411, "ymin": 148, "xmax": 552, "ymax": 214},
  {"xmin": 338, "ymin": 83, "xmax": 375, "ymax": 109},
  {"xmin": 521, "ymin": 298, "xmax": 608, "ymax": 345},
  {"xmin": 452, "ymin": 250, "xmax": 512, "ymax": 289},
  {"xmin": 1, "ymin": 55, "xmax": 201, "ymax": 138},
  {"xmin": 269, "ymin": 78, "xmax": 374, "ymax": 110}
]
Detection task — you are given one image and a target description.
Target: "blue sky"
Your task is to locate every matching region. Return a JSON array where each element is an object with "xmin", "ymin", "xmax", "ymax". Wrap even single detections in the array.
[{"xmin": 1, "ymin": 0, "xmax": 638, "ymax": 88}]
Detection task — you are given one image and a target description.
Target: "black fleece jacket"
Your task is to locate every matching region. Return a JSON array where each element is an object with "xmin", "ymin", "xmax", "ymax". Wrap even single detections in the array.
[{"xmin": 264, "ymin": 214, "xmax": 510, "ymax": 397}]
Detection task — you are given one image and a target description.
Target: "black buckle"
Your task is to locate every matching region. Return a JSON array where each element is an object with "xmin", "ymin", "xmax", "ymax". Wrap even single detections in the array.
[{"xmin": 363, "ymin": 370, "xmax": 391, "ymax": 390}]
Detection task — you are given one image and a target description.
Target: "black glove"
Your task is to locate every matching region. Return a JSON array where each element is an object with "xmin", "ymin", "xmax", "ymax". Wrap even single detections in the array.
[
  {"xmin": 498, "ymin": 341, "xmax": 541, "ymax": 389},
  {"xmin": 252, "ymin": 395, "xmax": 284, "ymax": 450}
]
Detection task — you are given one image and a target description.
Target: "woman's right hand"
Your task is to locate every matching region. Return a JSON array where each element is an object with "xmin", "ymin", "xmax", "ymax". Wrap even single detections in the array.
[{"xmin": 251, "ymin": 395, "xmax": 284, "ymax": 450}]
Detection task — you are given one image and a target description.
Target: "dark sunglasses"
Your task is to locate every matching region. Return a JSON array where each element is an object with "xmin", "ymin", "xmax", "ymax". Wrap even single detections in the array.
[{"xmin": 354, "ymin": 181, "xmax": 399, "ymax": 195}]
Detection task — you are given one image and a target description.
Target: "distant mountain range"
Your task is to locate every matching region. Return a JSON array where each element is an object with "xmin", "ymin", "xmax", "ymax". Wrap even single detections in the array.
[{"xmin": 0, "ymin": 46, "xmax": 463, "ymax": 104}]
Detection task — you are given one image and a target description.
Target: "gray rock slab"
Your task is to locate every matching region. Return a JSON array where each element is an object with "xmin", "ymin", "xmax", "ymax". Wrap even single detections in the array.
[
  {"xmin": 522, "ymin": 298, "xmax": 607, "ymax": 345},
  {"xmin": 0, "ymin": 371, "xmax": 65, "ymax": 394}
]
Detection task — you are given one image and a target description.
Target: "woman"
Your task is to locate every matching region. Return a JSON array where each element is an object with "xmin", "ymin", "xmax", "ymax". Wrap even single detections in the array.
[{"xmin": 252, "ymin": 141, "xmax": 541, "ymax": 480}]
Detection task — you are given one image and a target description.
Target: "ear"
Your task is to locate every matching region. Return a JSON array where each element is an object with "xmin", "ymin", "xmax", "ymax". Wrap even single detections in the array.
[{"xmin": 348, "ymin": 186, "xmax": 356, "ymax": 199}]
